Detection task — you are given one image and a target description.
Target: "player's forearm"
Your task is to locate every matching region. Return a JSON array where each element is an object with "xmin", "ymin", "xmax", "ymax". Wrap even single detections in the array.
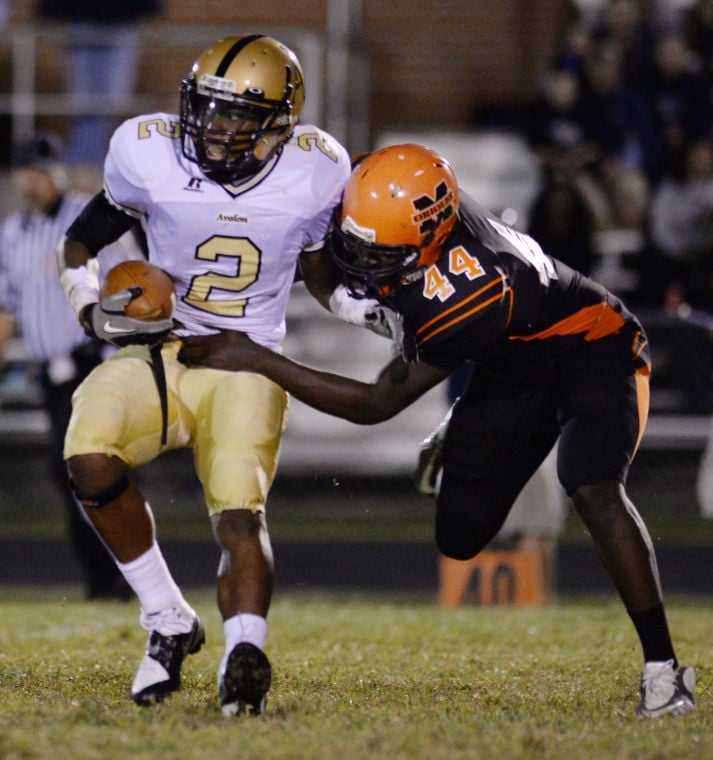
[
  {"xmin": 61, "ymin": 236, "xmax": 93, "ymax": 269},
  {"xmin": 57, "ymin": 236, "xmax": 100, "ymax": 320},
  {"xmin": 251, "ymin": 349, "xmax": 400, "ymax": 424},
  {"xmin": 250, "ymin": 347, "xmax": 447, "ymax": 424},
  {"xmin": 179, "ymin": 330, "xmax": 447, "ymax": 422},
  {"xmin": 180, "ymin": 330, "xmax": 417, "ymax": 423}
]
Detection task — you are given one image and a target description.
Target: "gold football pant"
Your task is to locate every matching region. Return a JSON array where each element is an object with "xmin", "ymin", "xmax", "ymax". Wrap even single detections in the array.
[{"xmin": 64, "ymin": 341, "xmax": 288, "ymax": 515}]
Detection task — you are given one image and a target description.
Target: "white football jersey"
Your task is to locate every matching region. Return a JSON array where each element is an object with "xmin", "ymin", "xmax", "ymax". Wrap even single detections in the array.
[{"xmin": 103, "ymin": 113, "xmax": 351, "ymax": 349}]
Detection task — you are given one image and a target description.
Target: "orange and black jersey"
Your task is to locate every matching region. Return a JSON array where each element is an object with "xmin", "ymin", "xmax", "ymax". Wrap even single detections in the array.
[{"xmin": 382, "ymin": 193, "xmax": 649, "ymax": 374}]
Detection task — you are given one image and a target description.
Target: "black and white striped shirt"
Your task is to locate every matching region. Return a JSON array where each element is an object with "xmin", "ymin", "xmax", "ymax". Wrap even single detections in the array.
[{"xmin": 0, "ymin": 191, "xmax": 139, "ymax": 361}]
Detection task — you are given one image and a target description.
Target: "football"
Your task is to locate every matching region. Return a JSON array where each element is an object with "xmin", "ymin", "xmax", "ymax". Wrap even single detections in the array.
[{"xmin": 100, "ymin": 260, "xmax": 175, "ymax": 321}]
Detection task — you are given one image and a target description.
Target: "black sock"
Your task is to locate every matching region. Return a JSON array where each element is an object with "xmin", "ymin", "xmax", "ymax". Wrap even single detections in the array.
[{"xmin": 628, "ymin": 604, "xmax": 677, "ymax": 666}]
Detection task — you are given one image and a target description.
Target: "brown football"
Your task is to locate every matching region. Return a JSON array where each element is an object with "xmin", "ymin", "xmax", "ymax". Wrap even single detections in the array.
[{"xmin": 100, "ymin": 260, "xmax": 175, "ymax": 321}]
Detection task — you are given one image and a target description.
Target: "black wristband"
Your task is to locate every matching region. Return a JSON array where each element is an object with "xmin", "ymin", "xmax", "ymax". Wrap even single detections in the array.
[{"xmin": 79, "ymin": 303, "xmax": 98, "ymax": 339}]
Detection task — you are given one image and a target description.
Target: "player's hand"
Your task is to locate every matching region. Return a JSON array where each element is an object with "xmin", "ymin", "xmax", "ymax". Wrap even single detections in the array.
[
  {"xmin": 415, "ymin": 430, "xmax": 443, "ymax": 496},
  {"xmin": 329, "ymin": 284, "xmax": 399, "ymax": 339},
  {"xmin": 178, "ymin": 329, "xmax": 265, "ymax": 371},
  {"xmin": 364, "ymin": 303, "xmax": 401, "ymax": 340},
  {"xmin": 414, "ymin": 405, "xmax": 454, "ymax": 496},
  {"xmin": 80, "ymin": 288, "xmax": 174, "ymax": 347}
]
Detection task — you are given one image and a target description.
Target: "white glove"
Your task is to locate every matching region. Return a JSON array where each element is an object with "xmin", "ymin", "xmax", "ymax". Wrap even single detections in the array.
[
  {"xmin": 365, "ymin": 304, "xmax": 401, "ymax": 340},
  {"xmin": 329, "ymin": 284, "xmax": 398, "ymax": 339}
]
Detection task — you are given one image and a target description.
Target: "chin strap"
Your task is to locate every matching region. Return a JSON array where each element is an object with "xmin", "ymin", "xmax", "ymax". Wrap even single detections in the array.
[{"xmin": 149, "ymin": 342, "xmax": 169, "ymax": 446}]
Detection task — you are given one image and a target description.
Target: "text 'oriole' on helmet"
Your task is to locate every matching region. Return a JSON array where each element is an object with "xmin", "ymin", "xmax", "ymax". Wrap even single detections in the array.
[
  {"xmin": 330, "ymin": 143, "xmax": 459, "ymax": 297},
  {"xmin": 179, "ymin": 34, "xmax": 305, "ymax": 182}
]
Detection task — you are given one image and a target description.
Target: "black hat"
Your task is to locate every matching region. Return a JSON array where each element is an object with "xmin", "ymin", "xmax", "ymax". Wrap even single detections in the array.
[{"xmin": 11, "ymin": 132, "xmax": 64, "ymax": 168}]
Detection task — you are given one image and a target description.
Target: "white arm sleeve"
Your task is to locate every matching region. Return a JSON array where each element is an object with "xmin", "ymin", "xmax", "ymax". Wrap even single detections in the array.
[{"xmin": 57, "ymin": 237, "xmax": 100, "ymax": 318}]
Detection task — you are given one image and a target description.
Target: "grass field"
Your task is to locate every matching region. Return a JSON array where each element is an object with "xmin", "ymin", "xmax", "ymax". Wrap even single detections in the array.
[{"xmin": 0, "ymin": 588, "xmax": 710, "ymax": 760}]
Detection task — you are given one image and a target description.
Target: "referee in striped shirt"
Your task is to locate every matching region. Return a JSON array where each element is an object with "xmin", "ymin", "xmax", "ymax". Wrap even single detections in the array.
[{"xmin": 0, "ymin": 133, "xmax": 139, "ymax": 599}]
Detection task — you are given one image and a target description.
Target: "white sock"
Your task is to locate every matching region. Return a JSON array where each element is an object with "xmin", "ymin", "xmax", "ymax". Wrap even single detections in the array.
[
  {"xmin": 224, "ymin": 613, "xmax": 268, "ymax": 657},
  {"xmin": 117, "ymin": 542, "xmax": 187, "ymax": 617}
]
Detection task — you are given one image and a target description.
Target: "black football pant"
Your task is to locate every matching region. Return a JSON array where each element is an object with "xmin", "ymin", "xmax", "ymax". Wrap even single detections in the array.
[{"xmin": 436, "ymin": 330, "xmax": 649, "ymax": 560}]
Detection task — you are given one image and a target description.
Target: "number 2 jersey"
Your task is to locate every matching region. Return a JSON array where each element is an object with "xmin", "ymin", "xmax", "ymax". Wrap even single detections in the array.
[
  {"xmin": 382, "ymin": 193, "xmax": 650, "ymax": 378},
  {"xmin": 102, "ymin": 113, "xmax": 351, "ymax": 350}
]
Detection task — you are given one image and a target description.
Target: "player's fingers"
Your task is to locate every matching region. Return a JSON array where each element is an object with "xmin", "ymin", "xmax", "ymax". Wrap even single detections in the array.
[
  {"xmin": 101, "ymin": 287, "xmax": 142, "ymax": 312},
  {"xmin": 176, "ymin": 339, "xmax": 203, "ymax": 365}
]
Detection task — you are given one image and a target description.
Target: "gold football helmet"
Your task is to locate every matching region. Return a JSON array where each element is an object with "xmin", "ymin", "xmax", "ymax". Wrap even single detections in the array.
[
  {"xmin": 180, "ymin": 34, "xmax": 305, "ymax": 181},
  {"xmin": 331, "ymin": 144, "xmax": 459, "ymax": 297}
]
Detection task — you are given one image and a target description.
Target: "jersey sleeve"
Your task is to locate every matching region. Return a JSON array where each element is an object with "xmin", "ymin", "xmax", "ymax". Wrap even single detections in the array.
[
  {"xmin": 298, "ymin": 127, "xmax": 351, "ymax": 251},
  {"xmin": 103, "ymin": 113, "xmax": 180, "ymax": 218}
]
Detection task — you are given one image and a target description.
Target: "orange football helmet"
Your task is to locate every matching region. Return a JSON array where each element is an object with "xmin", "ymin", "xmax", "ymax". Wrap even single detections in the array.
[{"xmin": 331, "ymin": 143, "xmax": 459, "ymax": 297}]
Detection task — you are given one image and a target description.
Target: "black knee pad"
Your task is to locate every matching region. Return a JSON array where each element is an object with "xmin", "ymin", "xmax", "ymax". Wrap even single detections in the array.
[{"xmin": 70, "ymin": 474, "xmax": 130, "ymax": 508}]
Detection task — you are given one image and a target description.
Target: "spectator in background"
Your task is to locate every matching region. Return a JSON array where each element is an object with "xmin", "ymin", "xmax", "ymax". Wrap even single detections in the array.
[
  {"xmin": 524, "ymin": 63, "xmax": 610, "ymax": 240},
  {"xmin": 646, "ymin": 137, "xmax": 713, "ymax": 307},
  {"xmin": 642, "ymin": 137, "xmax": 713, "ymax": 413},
  {"xmin": 676, "ymin": 207, "xmax": 713, "ymax": 310},
  {"xmin": 552, "ymin": 14, "xmax": 593, "ymax": 76},
  {"xmin": 591, "ymin": 0, "xmax": 658, "ymax": 89},
  {"xmin": 526, "ymin": 64, "xmax": 588, "ymax": 161},
  {"xmin": 640, "ymin": 29, "xmax": 713, "ymax": 183},
  {"xmin": 35, "ymin": 1, "xmax": 162, "ymax": 172},
  {"xmin": 526, "ymin": 37, "xmax": 656, "ymax": 234},
  {"xmin": 682, "ymin": 0, "xmax": 713, "ymax": 92},
  {"xmin": 527, "ymin": 175, "xmax": 596, "ymax": 277},
  {"xmin": 0, "ymin": 134, "xmax": 142, "ymax": 598},
  {"xmin": 575, "ymin": 40, "xmax": 657, "ymax": 228}
]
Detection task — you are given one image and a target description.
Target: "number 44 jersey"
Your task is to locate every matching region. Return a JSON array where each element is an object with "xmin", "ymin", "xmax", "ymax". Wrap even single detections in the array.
[
  {"xmin": 384, "ymin": 193, "xmax": 649, "ymax": 376},
  {"xmin": 103, "ymin": 113, "xmax": 351, "ymax": 349}
]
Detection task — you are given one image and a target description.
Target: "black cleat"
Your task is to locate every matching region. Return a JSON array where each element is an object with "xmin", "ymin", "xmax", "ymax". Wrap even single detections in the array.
[
  {"xmin": 131, "ymin": 613, "xmax": 205, "ymax": 706},
  {"xmin": 219, "ymin": 642, "xmax": 272, "ymax": 716}
]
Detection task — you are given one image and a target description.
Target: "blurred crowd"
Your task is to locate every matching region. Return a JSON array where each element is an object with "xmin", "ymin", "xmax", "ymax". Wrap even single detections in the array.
[{"xmin": 502, "ymin": 0, "xmax": 713, "ymax": 312}]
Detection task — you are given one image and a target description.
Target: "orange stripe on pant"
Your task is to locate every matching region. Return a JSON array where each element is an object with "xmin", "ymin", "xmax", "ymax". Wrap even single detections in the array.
[{"xmin": 634, "ymin": 364, "xmax": 651, "ymax": 455}]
